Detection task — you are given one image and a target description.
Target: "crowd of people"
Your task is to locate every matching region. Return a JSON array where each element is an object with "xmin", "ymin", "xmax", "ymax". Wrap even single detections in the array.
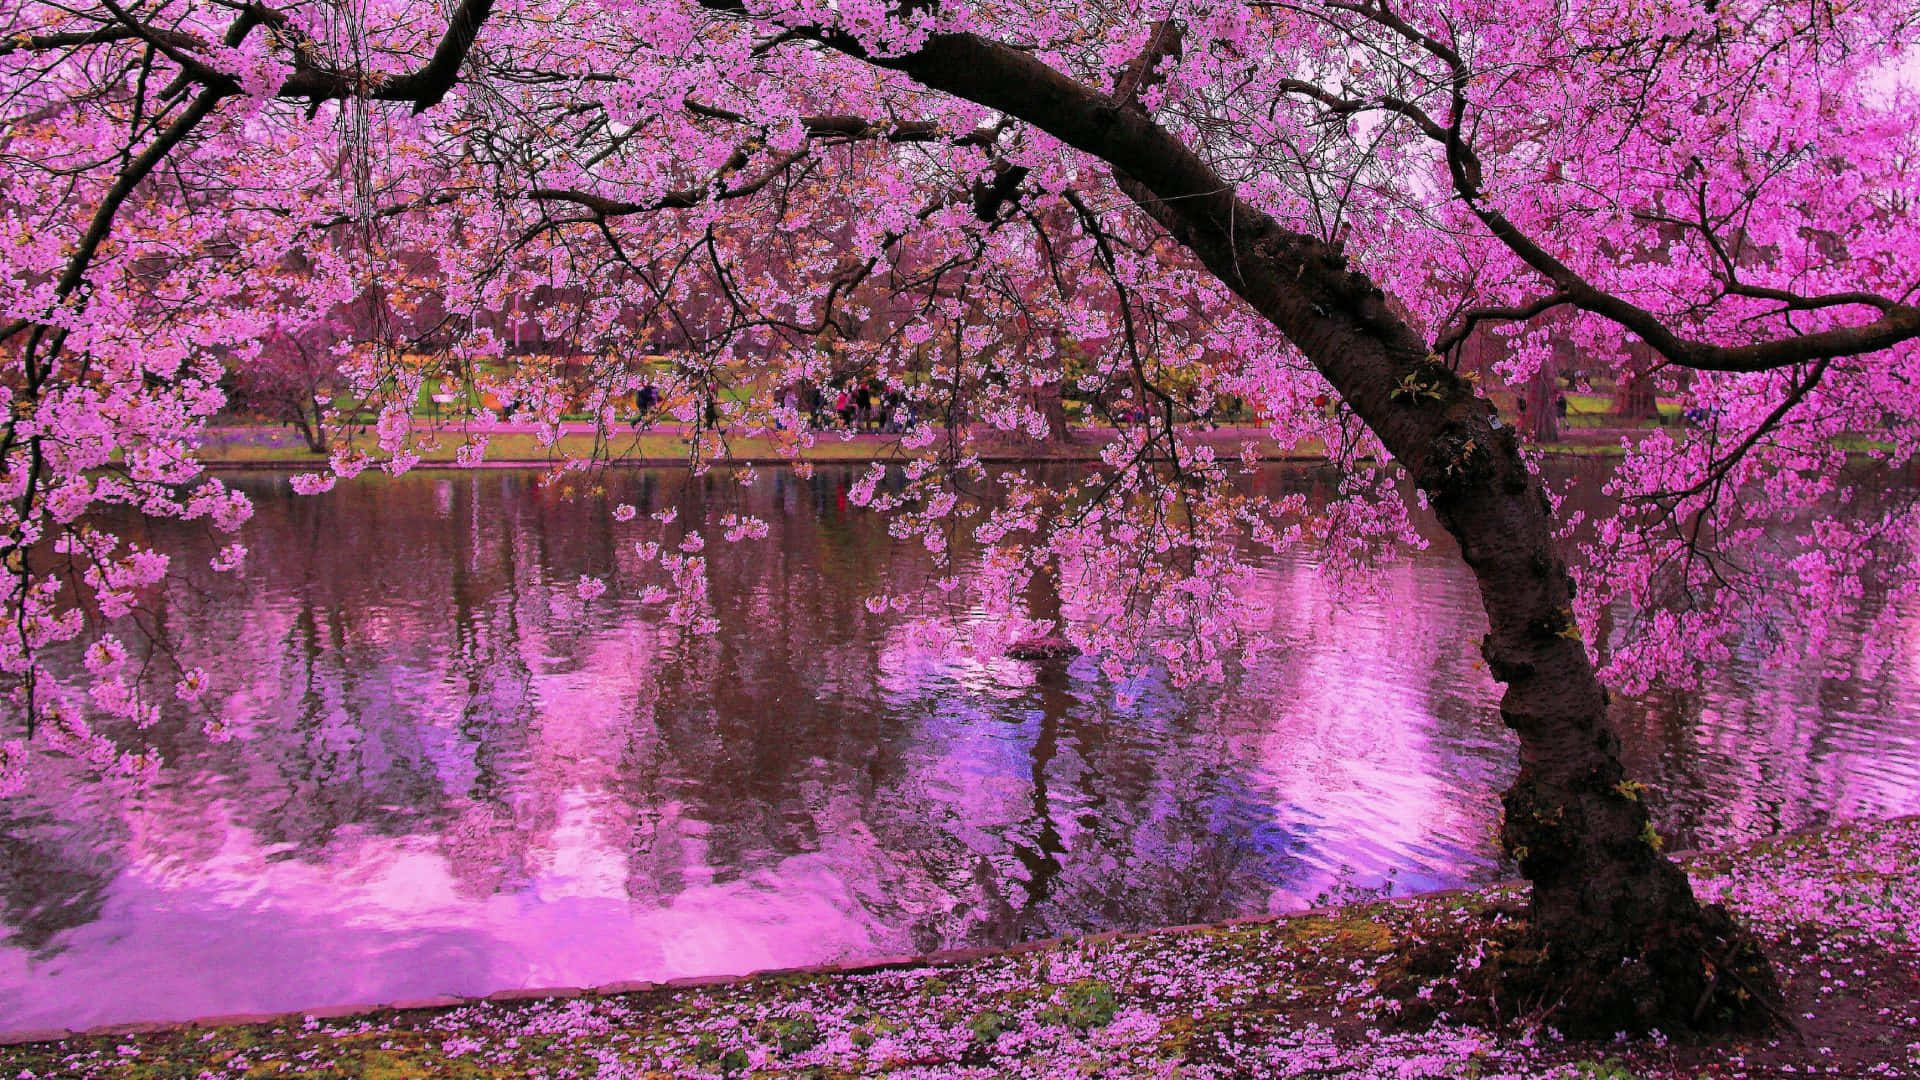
[
  {"xmin": 627, "ymin": 376, "xmax": 1258, "ymax": 434},
  {"xmin": 628, "ymin": 378, "xmax": 914, "ymax": 433},
  {"xmin": 782, "ymin": 381, "xmax": 914, "ymax": 433}
]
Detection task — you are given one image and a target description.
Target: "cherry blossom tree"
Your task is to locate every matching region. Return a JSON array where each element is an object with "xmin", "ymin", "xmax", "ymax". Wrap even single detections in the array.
[
  {"xmin": 4, "ymin": 0, "xmax": 1919, "ymax": 1034},
  {"xmin": 228, "ymin": 315, "xmax": 345, "ymax": 453}
]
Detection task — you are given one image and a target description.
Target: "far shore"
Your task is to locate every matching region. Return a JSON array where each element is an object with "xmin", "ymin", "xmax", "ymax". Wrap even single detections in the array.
[{"xmin": 195, "ymin": 420, "xmax": 1652, "ymax": 470}]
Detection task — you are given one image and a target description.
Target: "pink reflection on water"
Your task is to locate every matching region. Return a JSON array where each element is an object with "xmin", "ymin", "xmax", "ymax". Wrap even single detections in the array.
[
  {"xmin": 1, "ymin": 468, "xmax": 1917, "ymax": 1035},
  {"xmin": 0, "ymin": 798, "xmax": 894, "ymax": 1030}
]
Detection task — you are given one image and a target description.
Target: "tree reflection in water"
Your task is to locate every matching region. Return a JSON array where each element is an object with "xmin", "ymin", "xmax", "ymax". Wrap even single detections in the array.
[{"xmin": 0, "ymin": 464, "xmax": 1915, "ymax": 1033}]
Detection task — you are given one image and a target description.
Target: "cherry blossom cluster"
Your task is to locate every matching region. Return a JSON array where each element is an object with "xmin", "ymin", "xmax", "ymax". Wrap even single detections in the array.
[{"xmin": 2, "ymin": 0, "xmax": 1917, "ymax": 783}]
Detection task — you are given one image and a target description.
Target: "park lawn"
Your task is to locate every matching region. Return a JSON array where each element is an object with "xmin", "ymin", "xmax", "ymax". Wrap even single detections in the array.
[
  {"xmin": 1484, "ymin": 390, "xmax": 1682, "ymax": 430},
  {"xmin": 8, "ymin": 817, "xmax": 1917, "ymax": 1078},
  {"xmin": 197, "ymin": 431, "xmax": 913, "ymax": 466},
  {"xmin": 1558, "ymin": 391, "xmax": 1684, "ymax": 428},
  {"xmin": 195, "ymin": 425, "xmax": 1328, "ymax": 467},
  {"xmin": 195, "ymin": 423, "xmax": 1906, "ymax": 468}
]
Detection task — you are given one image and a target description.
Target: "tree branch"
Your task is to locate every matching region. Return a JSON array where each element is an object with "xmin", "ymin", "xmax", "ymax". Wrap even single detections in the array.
[
  {"xmin": 1292, "ymin": 3, "xmax": 1920, "ymax": 372},
  {"xmin": 1432, "ymin": 292, "xmax": 1573, "ymax": 357}
]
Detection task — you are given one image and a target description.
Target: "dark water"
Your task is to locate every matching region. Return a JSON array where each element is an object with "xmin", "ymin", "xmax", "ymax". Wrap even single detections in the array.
[{"xmin": 1, "ymin": 465, "xmax": 1916, "ymax": 1033}]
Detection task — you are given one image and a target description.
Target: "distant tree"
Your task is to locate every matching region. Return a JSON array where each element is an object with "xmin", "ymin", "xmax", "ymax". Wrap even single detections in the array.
[
  {"xmin": 1613, "ymin": 342, "xmax": 1665, "ymax": 423},
  {"xmin": 230, "ymin": 319, "xmax": 346, "ymax": 453}
]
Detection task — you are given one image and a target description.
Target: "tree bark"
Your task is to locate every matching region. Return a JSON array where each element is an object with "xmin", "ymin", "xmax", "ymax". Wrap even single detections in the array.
[
  {"xmin": 1037, "ymin": 378, "xmax": 1071, "ymax": 443},
  {"xmin": 1523, "ymin": 339, "xmax": 1565, "ymax": 443},
  {"xmin": 1026, "ymin": 333, "xmax": 1072, "ymax": 444},
  {"xmin": 1614, "ymin": 342, "xmax": 1664, "ymax": 422},
  {"xmin": 876, "ymin": 30, "xmax": 1778, "ymax": 1033}
]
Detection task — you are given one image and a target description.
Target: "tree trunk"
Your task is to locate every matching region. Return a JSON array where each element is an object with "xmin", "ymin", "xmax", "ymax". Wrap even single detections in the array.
[
  {"xmin": 1614, "ymin": 342, "xmax": 1663, "ymax": 422},
  {"xmin": 1025, "ymin": 334, "xmax": 1071, "ymax": 444},
  {"xmin": 1523, "ymin": 341, "xmax": 1564, "ymax": 443},
  {"xmin": 886, "ymin": 31, "xmax": 1778, "ymax": 1033},
  {"xmin": 1039, "ymin": 378, "xmax": 1071, "ymax": 443},
  {"xmin": 288, "ymin": 401, "xmax": 329, "ymax": 454}
]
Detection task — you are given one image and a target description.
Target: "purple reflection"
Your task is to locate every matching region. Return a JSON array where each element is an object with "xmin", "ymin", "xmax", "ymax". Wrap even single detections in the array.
[{"xmin": 0, "ymin": 466, "xmax": 1916, "ymax": 1034}]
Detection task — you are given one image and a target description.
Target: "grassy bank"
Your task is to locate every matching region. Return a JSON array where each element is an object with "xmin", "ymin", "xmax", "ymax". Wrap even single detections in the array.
[
  {"xmin": 198, "ymin": 429, "xmax": 904, "ymax": 467},
  {"xmin": 7, "ymin": 817, "xmax": 1916, "ymax": 1078},
  {"xmin": 194, "ymin": 425, "xmax": 1331, "ymax": 468},
  {"xmin": 196, "ymin": 422, "xmax": 1649, "ymax": 469}
]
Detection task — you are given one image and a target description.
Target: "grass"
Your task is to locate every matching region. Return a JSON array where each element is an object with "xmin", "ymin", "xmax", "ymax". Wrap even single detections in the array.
[
  {"xmin": 199, "ymin": 410, "xmax": 1897, "ymax": 471},
  {"xmin": 199, "ymin": 430, "xmax": 921, "ymax": 466},
  {"xmin": 1481, "ymin": 390, "xmax": 1682, "ymax": 431},
  {"xmin": 195, "ymin": 424, "xmax": 1326, "ymax": 467}
]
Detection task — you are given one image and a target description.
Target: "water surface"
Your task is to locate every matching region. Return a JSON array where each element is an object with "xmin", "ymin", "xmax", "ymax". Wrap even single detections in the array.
[{"xmin": 2, "ymin": 465, "xmax": 1916, "ymax": 1033}]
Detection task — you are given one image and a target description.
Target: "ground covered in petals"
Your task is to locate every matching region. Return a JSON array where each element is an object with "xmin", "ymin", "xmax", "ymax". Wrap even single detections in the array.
[{"xmin": 7, "ymin": 818, "xmax": 1918, "ymax": 1079}]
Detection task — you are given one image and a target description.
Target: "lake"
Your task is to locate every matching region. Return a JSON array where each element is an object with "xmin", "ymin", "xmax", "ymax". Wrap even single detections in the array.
[{"xmin": 2, "ymin": 463, "xmax": 1916, "ymax": 1033}]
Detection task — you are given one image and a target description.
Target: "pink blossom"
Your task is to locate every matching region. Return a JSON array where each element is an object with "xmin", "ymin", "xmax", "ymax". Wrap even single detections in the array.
[
  {"xmin": 174, "ymin": 668, "xmax": 211, "ymax": 702},
  {"xmin": 290, "ymin": 473, "xmax": 337, "ymax": 496},
  {"xmin": 210, "ymin": 543, "xmax": 248, "ymax": 573}
]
